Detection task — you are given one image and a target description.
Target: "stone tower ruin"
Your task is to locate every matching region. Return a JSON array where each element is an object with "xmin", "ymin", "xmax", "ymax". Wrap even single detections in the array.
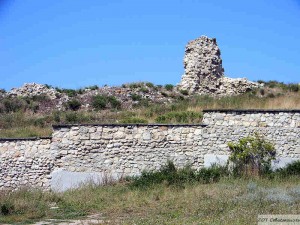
[{"xmin": 178, "ymin": 36, "xmax": 260, "ymax": 96}]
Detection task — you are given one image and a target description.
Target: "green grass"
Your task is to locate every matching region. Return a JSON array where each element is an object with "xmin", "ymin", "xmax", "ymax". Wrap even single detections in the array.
[
  {"xmin": 1, "ymin": 160, "xmax": 300, "ymax": 224},
  {"xmin": 1, "ymin": 177, "xmax": 300, "ymax": 224}
]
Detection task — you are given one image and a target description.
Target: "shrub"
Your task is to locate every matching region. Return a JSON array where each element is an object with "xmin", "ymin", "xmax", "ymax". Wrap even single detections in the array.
[
  {"xmin": 0, "ymin": 201, "xmax": 14, "ymax": 216},
  {"xmin": 228, "ymin": 133, "xmax": 276, "ymax": 176},
  {"xmin": 145, "ymin": 82, "xmax": 154, "ymax": 88},
  {"xmin": 107, "ymin": 96, "xmax": 121, "ymax": 109},
  {"xmin": 55, "ymin": 88, "xmax": 80, "ymax": 97},
  {"xmin": 139, "ymin": 87, "xmax": 149, "ymax": 93},
  {"xmin": 92, "ymin": 95, "xmax": 107, "ymax": 110},
  {"xmin": 44, "ymin": 84, "xmax": 53, "ymax": 89},
  {"xmin": 128, "ymin": 82, "xmax": 143, "ymax": 89},
  {"xmin": 164, "ymin": 84, "xmax": 174, "ymax": 91},
  {"xmin": 63, "ymin": 89, "xmax": 77, "ymax": 97},
  {"xmin": 87, "ymin": 85, "xmax": 99, "ymax": 90},
  {"xmin": 130, "ymin": 94, "xmax": 142, "ymax": 101},
  {"xmin": 2, "ymin": 98, "xmax": 25, "ymax": 113},
  {"xmin": 267, "ymin": 93, "xmax": 275, "ymax": 98},
  {"xmin": 180, "ymin": 89, "xmax": 189, "ymax": 96},
  {"xmin": 65, "ymin": 112, "xmax": 79, "ymax": 123},
  {"xmin": 53, "ymin": 111, "xmax": 61, "ymax": 123},
  {"xmin": 196, "ymin": 165, "xmax": 228, "ymax": 184},
  {"xmin": 91, "ymin": 95, "xmax": 121, "ymax": 110},
  {"xmin": 129, "ymin": 161, "xmax": 227, "ymax": 189},
  {"xmin": 287, "ymin": 83, "xmax": 299, "ymax": 92},
  {"xmin": 276, "ymin": 160, "xmax": 300, "ymax": 176},
  {"xmin": 67, "ymin": 99, "xmax": 81, "ymax": 111}
]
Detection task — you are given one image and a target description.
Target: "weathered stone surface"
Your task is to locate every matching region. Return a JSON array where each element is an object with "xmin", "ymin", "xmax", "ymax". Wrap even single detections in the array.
[{"xmin": 178, "ymin": 36, "xmax": 261, "ymax": 96}]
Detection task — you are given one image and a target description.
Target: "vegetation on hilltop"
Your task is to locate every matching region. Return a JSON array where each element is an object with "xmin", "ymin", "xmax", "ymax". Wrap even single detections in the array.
[{"xmin": 0, "ymin": 80, "xmax": 299, "ymax": 138}]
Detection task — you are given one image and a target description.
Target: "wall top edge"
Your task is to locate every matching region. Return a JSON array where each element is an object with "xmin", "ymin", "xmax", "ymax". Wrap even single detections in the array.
[
  {"xmin": 0, "ymin": 136, "xmax": 52, "ymax": 141},
  {"xmin": 52, "ymin": 123, "xmax": 208, "ymax": 129},
  {"xmin": 203, "ymin": 109, "xmax": 300, "ymax": 113}
]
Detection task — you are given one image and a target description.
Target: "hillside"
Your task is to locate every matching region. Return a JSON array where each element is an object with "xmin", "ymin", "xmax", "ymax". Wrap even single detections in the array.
[{"xmin": 0, "ymin": 80, "xmax": 299, "ymax": 138}]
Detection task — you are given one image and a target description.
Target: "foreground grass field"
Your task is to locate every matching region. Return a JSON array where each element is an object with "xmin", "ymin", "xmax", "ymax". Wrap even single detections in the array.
[{"xmin": 1, "ymin": 177, "xmax": 300, "ymax": 224}]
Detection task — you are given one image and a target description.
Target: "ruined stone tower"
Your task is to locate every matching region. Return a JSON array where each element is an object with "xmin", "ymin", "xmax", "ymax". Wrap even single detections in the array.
[{"xmin": 178, "ymin": 35, "xmax": 260, "ymax": 96}]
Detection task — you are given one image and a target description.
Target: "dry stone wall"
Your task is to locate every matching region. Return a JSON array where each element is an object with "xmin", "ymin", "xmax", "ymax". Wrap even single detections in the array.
[
  {"xmin": 0, "ymin": 138, "xmax": 53, "ymax": 190},
  {"xmin": 0, "ymin": 110, "xmax": 300, "ymax": 191},
  {"xmin": 51, "ymin": 124, "xmax": 206, "ymax": 178},
  {"xmin": 202, "ymin": 110, "xmax": 300, "ymax": 159}
]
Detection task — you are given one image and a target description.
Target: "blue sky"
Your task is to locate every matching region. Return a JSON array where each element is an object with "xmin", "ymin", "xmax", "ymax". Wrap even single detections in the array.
[{"xmin": 1, "ymin": 0, "xmax": 300, "ymax": 90}]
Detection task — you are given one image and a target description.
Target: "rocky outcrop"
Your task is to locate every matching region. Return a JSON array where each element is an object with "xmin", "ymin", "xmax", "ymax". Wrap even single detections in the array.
[
  {"xmin": 8, "ymin": 83, "xmax": 58, "ymax": 100},
  {"xmin": 178, "ymin": 36, "xmax": 261, "ymax": 96}
]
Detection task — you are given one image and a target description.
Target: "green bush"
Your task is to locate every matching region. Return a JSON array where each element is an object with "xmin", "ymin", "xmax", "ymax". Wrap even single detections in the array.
[
  {"xmin": 145, "ymin": 82, "xmax": 154, "ymax": 88},
  {"xmin": 67, "ymin": 99, "xmax": 81, "ymax": 111},
  {"xmin": 0, "ymin": 201, "xmax": 14, "ymax": 216},
  {"xmin": 65, "ymin": 112, "xmax": 79, "ymax": 123},
  {"xmin": 228, "ymin": 133, "xmax": 276, "ymax": 176},
  {"xmin": 86, "ymin": 85, "xmax": 99, "ymax": 90},
  {"xmin": 287, "ymin": 83, "xmax": 299, "ymax": 92},
  {"xmin": 164, "ymin": 84, "xmax": 174, "ymax": 91},
  {"xmin": 130, "ymin": 93, "xmax": 142, "ymax": 101},
  {"xmin": 276, "ymin": 160, "xmax": 300, "ymax": 176},
  {"xmin": 2, "ymin": 98, "xmax": 25, "ymax": 113},
  {"xmin": 139, "ymin": 87, "xmax": 149, "ymax": 93},
  {"xmin": 92, "ymin": 95, "xmax": 107, "ymax": 110},
  {"xmin": 53, "ymin": 111, "xmax": 61, "ymax": 123},
  {"xmin": 107, "ymin": 96, "xmax": 121, "ymax": 109},
  {"xmin": 91, "ymin": 95, "xmax": 121, "ymax": 110},
  {"xmin": 128, "ymin": 82, "xmax": 143, "ymax": 89}
]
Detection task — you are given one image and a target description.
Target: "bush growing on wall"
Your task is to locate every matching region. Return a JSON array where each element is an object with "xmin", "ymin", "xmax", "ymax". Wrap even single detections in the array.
[{"xmin": 228, "ymin": 133, "xmax": 276, "ymax": 176}]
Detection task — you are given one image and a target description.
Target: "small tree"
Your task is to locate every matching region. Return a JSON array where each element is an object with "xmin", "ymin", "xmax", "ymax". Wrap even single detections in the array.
[{"xmin": 228, "ymin": 132, "xmax": 276, "ymax": 176}]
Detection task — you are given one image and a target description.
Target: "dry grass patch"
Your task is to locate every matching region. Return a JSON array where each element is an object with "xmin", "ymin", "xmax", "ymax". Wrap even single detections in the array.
[{"xmin": 1, "ymin": 178, "xmax": 300, "ymax": 224}]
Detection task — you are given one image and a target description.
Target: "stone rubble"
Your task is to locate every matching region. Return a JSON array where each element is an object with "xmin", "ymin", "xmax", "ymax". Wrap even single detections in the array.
[
  {"xmin": 8, "ymin": 83, "xmax": 58, "ymax": 100},
  {"xmin": 178, "ymin": 35, "xmax": 261, "ymax": 96}
]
